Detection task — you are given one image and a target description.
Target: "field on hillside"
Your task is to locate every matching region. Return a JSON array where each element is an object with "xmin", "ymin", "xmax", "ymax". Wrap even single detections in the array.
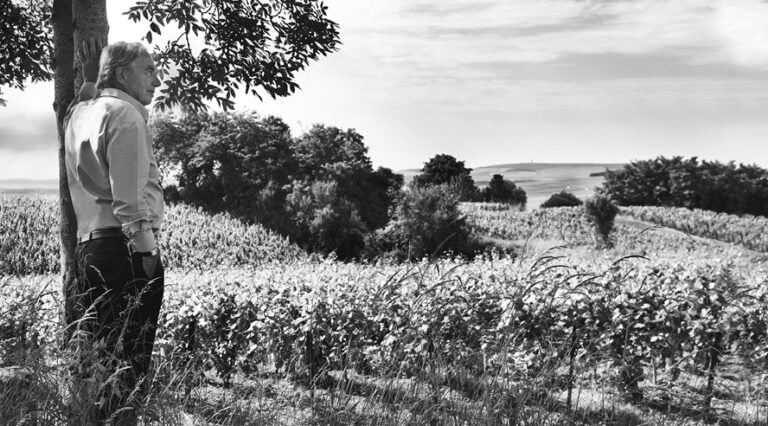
[
  {"xmin": 2, "ymin": 194, "xmax": 768, "ymax": 425},
  {"xmin": 401, "ymin": 163, "xmax": 624, "ymax": 208}
]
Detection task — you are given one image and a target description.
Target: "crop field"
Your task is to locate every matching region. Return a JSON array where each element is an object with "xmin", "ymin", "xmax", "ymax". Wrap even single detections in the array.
[
  {"xmin": 2, "ymin": 195, "xmax": 768, "ymax": 425},
  {"xmin": 621, "ymin": 206, "xmax": 768, "ymax": 254}
]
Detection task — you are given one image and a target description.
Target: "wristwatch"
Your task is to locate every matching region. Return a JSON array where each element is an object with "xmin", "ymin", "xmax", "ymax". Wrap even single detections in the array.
[{"xmin": 136, "ymin": 247, "xmax": 160, "ymax": 257}]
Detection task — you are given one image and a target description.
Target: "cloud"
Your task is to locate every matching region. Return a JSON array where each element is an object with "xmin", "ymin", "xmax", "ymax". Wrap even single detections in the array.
[
  {"xmin": 0, "ymin": 81, "xmax": 57, "ymax": 152},
  {"xmin": 460, "ymin": 51, "xmax": 767, "ymax": 82},
  {"xmin": 0, "ymin": 115, "xmax": 58, "ymax": 151},
  {"xmin": 342, "ymin": 0, "xmax": 768, "ymax": 74},
  {"xmin": 711, "ymin": 0, "xmax": 768, "ymax": 67},
  {"xmin": 403, "ymin": 2, "xmax": 497, "ymax": 17},
  {"xmin": 0, "ymin": 81, "xmax": 59, "ymax": 153}
]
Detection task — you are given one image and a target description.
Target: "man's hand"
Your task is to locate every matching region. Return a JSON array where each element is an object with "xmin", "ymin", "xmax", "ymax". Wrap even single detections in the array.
[
  {"xmin": 141, "ymin": 252, "xmax": 160, "ymax": 278},
  {"xmin": 78, "ymin": 38, "xmax": 103, "ymax": 83}
]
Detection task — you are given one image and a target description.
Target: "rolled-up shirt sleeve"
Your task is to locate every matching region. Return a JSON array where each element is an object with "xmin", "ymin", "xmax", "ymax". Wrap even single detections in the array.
[
  {"xmin": 105, "ymin": 108, "xmax": 156, "ymax": 252},
  {"xmin": 64, "ymin": 82, "xmax": 98, "ymax": 126},
  {"xmin": 78, "ymin": 81, "xmax": 97, "ymax": 102}
]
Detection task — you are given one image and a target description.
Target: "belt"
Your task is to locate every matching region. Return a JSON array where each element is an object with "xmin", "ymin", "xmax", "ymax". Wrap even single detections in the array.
[{"xmin": 77, "ymin": 228, "xmax": 125, "ymax": 243}]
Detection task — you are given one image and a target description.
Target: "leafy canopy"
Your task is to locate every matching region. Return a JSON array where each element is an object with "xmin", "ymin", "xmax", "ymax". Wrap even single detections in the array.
[
  {"xmin": 0, "ymin": 0, "xmax": 52, "ymax": 106},
  {"xmin": 482, "ymin": 174, "xmax": 527, "ymax": 205},
  {"xmin": 125, "ymin": 0, "xmax": 340, "ymax": 111},
  {"xmin": 541, "ymin": 191, "xmax": 583, "ymax": 208},
  {"xmin": 414, "ymin": 154, "xmax": 479, "ymax": 201},
  {"xmin": 599, "ymin": 156, "xmax": 768, "ymax": 216},
  {"xmin": 151, "ymin": 113, "xmax": 404, "ymax": 260},
  {"xmin": 0, "ymin": 0, "xmax": 339, "ymax": 111},
  {"xmin": 369, "ymin": 183, "xmax": 480, "ymax": 261}
]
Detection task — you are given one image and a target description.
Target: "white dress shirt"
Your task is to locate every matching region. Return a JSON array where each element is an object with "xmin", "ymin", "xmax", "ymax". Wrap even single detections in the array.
[{"xmin": 64, "ymin": 82, "xmax": 164, "ymax": 251}]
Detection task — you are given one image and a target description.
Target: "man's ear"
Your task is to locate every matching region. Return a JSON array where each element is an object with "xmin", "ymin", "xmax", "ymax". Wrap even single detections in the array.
[{"xmin": 115, "ymin": 66, "xmax": 127, "ymax": 86}]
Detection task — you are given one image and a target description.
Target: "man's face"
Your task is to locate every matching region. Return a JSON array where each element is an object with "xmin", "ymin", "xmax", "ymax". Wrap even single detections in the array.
[{"xmin": 121, "ymin": 52, "xmax": 161, "ymax": 105}]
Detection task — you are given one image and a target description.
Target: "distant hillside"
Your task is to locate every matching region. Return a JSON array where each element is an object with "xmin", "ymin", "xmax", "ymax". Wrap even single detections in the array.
[
  {"xmin": 3, "ymin": 163, "xmax": 626, "ymax": 208},
  {"xmin": 0, "ymin": 179, "xmax": 58, "ymax": 190},
  {"xmin": 399, "ymin": 162, "xmax": 625, "ymax": 208}
]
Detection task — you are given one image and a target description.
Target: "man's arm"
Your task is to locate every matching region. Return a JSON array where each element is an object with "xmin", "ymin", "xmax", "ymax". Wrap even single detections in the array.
[
  {"xmin": 75, "ymin": 39, "xmax": 102, "ymax": 101},
  {"xmin": 64, "ymin": 39, "xmax": 102, "ymax": 125}
]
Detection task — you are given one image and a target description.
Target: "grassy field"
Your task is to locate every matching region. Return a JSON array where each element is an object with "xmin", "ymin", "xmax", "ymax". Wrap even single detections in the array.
[
  {"xmin": 400, "ymin": 162, "xmax": 624, "ymax": 208},
  {"xmin": 2, "ymin": 194, "xmax": 768, "ymax": 425}
]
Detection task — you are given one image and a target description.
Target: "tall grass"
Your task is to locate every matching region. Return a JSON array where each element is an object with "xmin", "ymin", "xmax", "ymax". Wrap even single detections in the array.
[
  {"xmin": 3, "ymin": 196, "xmax": 768, "ymax": 424},
  {"xmin": 2, "ymin": 251, "xmax": 768, "ymax": 425}
]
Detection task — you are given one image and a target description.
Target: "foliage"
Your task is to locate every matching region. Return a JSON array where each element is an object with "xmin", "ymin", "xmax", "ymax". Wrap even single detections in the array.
[
  {"xmin": 481, "ymin": 174, "xmax": 527, "ymax": 205},
  {"xmin": 293, "ymin": 124, "xmax": 402, "ymax": 231},
  {"xmin": 152, "ymin": 115, "xmax": 403, "ymax": 259},
  {"xmin": 152, "ymin": 112, "xmax": 296, "ymax": 230},
  {"xmin": 5, "ymin": 254, "xmax": 768, "ymax": 423},
  {"xmin": 369, "ymin": 184, "xmax": 479, "ymax": 261},
  {"xmin": 2, "ymin": 0, "xmax": 339, "ymax": 112},
  {"xmin": 0, "ymin": 0, "xmax": 52, "ymax": 106},
  {"xmin": 124, "ymin": 0, "xmax": 340, "ymax": 111},
  {"xmin": 285, "ymin": 180, "xmax": 367, "ymax": 259},
  {"xmin": 584, "ymin": 196, "xmax": 620, "ymax": 248},
  {"xmin": 599, "ymin": 156, "xmax": 768, "ymax": 216},
  {"xmin": 153, "ymin": 113, "xmax": 403, "ymax": 259},
  {"xmin": 541, "ymin": 191, "xmax": 583, "ymax": 208},
  {"xmin": 5, "ymin": 193, "xmax": 768, "ymax": 423},
  {"xmin": 413, "ymin": 154, "xmax": 479, "ymax": 202}
]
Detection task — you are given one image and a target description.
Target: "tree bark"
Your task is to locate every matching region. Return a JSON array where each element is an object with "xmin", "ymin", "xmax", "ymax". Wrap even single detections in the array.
[
  {"xmin": 72, "ymin": 0, "xmax": 109, "ymax": 89},
  {"xmin": 53, "ymin": 0, "xmax": 109, "ymax": 335},
  {"xmin": 52, "ymin": 0, "xmax": 77, "ymax": 334}
]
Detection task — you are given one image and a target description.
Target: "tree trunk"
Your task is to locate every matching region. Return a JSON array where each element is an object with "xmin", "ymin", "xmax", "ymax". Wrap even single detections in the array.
[
  {"xmin": 53, "ymin": 0, "xmax": 109, "ymax": 335},
  {"xmin": 72, "ymin": 0, "xmax": 109, "ymax": 89},
  {"xmin": 52, "ymin": 0, "xmax": 77, "ymax": 336}
]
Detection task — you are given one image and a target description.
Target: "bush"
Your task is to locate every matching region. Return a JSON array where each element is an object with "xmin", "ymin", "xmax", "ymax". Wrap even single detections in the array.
[
  {"xmin": 151, "ymin": 112, "xmax": 297, "ymax": 227},
  {"xmin": 599, "ymin": 156, "xmax": 768, "ymax": 217},
  {"xmin": 413, "ymin": 154, "xmax": 480, "ymax": 201},
  {"xmin": 541, "ymin": 191, "xmax": 583, "ymax": 208},
  {"xmin": 368, "ymin": 183, "xmax": 479, "ymax": 261},
  {"xmin": 285, "ymin": 180, "xmax": 367, "ymax": 260},
  {"xmin": 152, "ymin": 114, "xmax": 403, "ymax": 259},
  {"xmin": 482, "ymin": 174, "xmax": 527, "ymax": 206},
  {"xmin": 584, "ymin": 196, "xmax": 620, "ymax": 248},
  {"xmin": 293, "ymin": 125, "xmax": 403, "ymax": 230}
]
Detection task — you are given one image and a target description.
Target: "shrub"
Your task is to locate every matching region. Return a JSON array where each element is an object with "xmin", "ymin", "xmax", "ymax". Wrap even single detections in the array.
[
  {"xmin": 152, "ymin": 114, "xmax": 403, "ymax": 259},
  {"xmin": 584, "ymin": 195, "xmax": 620, "ymax": 248},
  {"xmin": 151, "ymin": 112, "xmax": 297, "ymax": 226},
  {"xmin": 293, "ymin": 125, "xmax": 403, "ymax": 230},
  {"xmin": 541, "ymin": 191, "xmax": 583, "ymax": 208},
  {"xmin": 413, "ymin": 154, "xmax": 480, "ymax": 201},
  {"xmin": 482, "ymin": 174, "xmax": 527, "ymax": 206},
  {"xmin": 285, "ymin": 181, "xmax": 367, "ymax": 260},
  {"xmin": 599, "ymin": 156, "xmax": 768, "ymax": 217},
  {"xmin": 368, "ymin": 183, "xmax": 479, "ymax": 261}
]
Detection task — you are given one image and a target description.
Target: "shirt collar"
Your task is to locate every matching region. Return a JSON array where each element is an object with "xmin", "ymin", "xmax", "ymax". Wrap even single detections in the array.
[{"xmin": 100, "ymin": 88, "xmax": 149, "ymax": 122}]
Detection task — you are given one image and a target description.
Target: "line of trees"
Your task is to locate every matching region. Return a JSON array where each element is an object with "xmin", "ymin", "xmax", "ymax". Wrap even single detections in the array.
[
  {"xmin": 413, "ymin": 154, "xmax": 527, "ymax": 205},
  {"xmin": 154, "ymin": 128, "xmax": 528, "ymax": 260},
  {"xmin": 598, "ymin": 156, "xmax": 768, "ymax": 217},
  {"xmin": 152, "ymin": 113, "xmax": 402, "ymax": 260}
]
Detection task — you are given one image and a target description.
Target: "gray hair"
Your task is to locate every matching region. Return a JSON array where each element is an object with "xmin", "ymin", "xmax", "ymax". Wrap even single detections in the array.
[{"xmin": 96, "ymin": 42, "xmax": 150, "ymax": 90}]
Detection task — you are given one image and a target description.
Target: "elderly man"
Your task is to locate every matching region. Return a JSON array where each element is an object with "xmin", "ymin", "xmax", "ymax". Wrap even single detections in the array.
[{"xmin": 64, "ymin": 40, "xmax": 164, "ymax": 424}]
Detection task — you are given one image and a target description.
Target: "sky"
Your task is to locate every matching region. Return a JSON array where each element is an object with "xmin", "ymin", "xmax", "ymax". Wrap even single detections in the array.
[{"xmin": 1, "ymin": 0, "xmax": 768, "ymax": 180}]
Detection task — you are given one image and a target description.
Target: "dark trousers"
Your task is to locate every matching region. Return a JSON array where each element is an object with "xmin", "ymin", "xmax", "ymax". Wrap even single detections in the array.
[{"xmin": 68, "ymin": 236, "xmax": 164, "ymax": 424}]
